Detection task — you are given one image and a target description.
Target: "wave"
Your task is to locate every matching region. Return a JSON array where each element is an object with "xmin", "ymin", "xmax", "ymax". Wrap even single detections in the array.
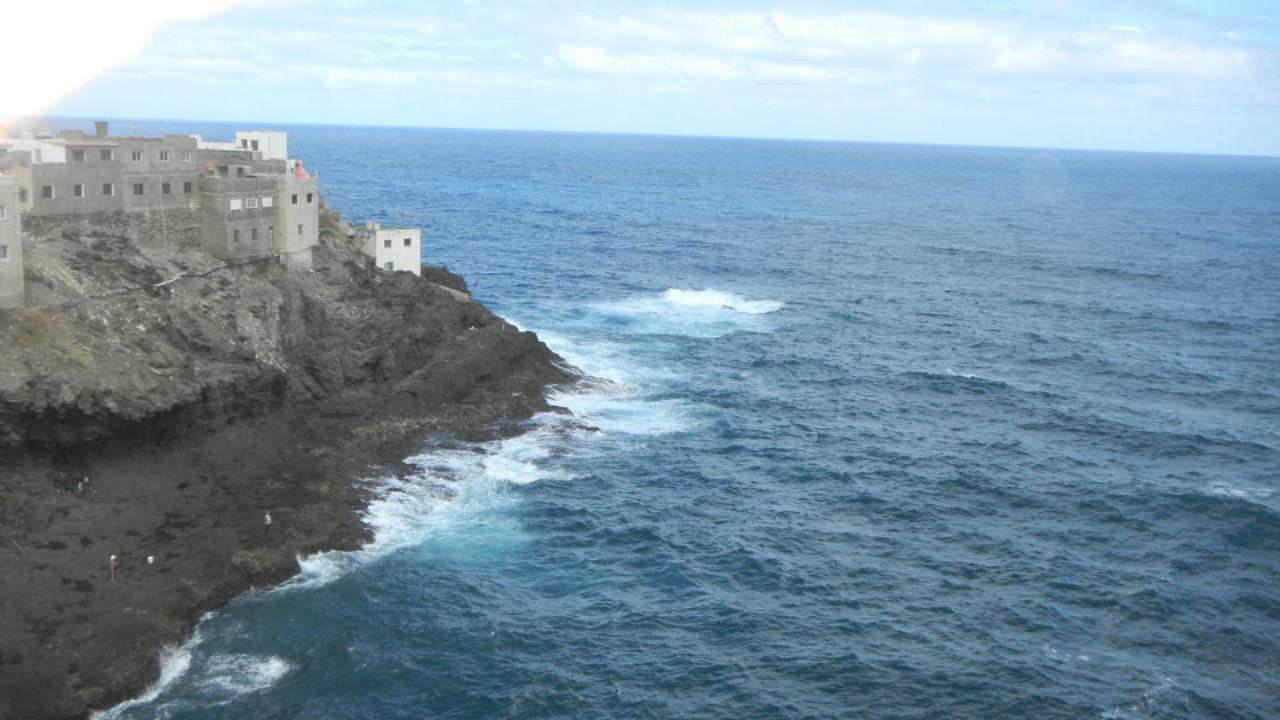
[
  {"xmin": 660, "ymin": 288, "xmax": 784, "ymax": 315},
  {"xmin": 90, "ymin": 634, "xmax": 198, "ymax": 719}
]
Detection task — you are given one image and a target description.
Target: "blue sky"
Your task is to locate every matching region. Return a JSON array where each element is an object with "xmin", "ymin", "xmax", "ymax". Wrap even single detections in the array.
[{"xmin": 47, "ymin": 0, "xmax": 1280, "ymax": 155}]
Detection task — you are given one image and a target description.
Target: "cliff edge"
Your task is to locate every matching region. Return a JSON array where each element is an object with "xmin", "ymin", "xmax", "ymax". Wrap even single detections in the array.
[{"xmin": 0, "ymin": 210, "xmax": 575, "ymax": 719}]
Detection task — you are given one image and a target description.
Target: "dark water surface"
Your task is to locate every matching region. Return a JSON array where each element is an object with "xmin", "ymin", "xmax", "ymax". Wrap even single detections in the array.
[{"xmin": 94, "ymin": 122, "xmax": 1279, "ymax": 719}]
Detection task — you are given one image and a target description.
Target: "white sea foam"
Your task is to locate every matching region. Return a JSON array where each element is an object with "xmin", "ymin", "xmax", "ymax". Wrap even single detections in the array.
[
  {"xmin": 202, "ymin": 654, "xmax": 293, "ymax": 695},
  {"xmin": 661, "ymin": 288, "xmax": 784, "ymax": 315},
  {"xmin": 89, "ymin": 631, "xmax": 199, "ymax": 719}
]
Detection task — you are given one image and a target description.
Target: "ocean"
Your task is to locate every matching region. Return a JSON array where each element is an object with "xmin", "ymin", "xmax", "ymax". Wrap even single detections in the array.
[{"xmin": 92, "ymin": 123, "xmax": 1278, "ymax": 719}]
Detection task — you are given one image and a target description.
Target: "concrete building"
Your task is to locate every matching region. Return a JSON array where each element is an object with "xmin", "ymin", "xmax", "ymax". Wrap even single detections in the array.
[
  {"xmin": 0, "ymin": 122, "xmax": 321, "ymax": 271},
  {"xmin": 361, "ymin": 222, "xmax": 421, "ymax": 275},
  {"xmin": 0, "ymin": 174, "xmax": 24, "ymax": 309}
]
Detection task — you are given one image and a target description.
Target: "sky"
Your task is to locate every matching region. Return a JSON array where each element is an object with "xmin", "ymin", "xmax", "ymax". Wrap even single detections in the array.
[{"xmin": 8, "ymin": 0, "xmax": 1280, "ymax": 155}]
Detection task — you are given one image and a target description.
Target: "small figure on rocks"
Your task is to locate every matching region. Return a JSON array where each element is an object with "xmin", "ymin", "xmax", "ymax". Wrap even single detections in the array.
[
  {"xmin": 147, "ymin": 555, "xmax": 155, "ymax": 565},
  {"xmin": 264, "ymin": 511, "xmax": 273, "ymax": 532},
  {"xmin": 108, "ymin": 554, "xmax": 121, "ymax": 581}
]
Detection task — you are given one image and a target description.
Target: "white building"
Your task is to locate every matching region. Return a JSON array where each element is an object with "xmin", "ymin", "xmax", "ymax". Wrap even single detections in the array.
[
  {"xmin": 362, "ymin": 222, "xmax": 421, "ymax": 276},
  {"xmin": 234, "ymin": 131, "xmax": 288, "ymax": 161}
]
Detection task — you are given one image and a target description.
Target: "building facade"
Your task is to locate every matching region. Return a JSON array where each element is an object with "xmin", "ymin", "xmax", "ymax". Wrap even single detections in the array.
[
  {"xmin": 361, "ymin": 222, "xmax": 421, "ymax": 276},
  {"xmin": 0, "ymin": 122, "xmax": 321, "ymax": 272},
  {"xmin": 0, "ymin": 174, "xmax": 24, "ymax": 309}
]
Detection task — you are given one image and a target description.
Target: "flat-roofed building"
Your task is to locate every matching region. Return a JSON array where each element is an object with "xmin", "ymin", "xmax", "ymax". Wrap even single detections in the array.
[
  {"xmin": 0, "ymin": 174, "xmax": 24, "ymax": 309},
  {"xmin": 360, "ymin": 221, "xmax": 421, "ymax": 276}
]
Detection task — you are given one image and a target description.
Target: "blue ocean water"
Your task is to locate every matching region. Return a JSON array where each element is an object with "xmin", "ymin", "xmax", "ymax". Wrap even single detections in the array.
[{"xmin": 92, "ymin": 122, "xmax": 1279, "ymax": 719}]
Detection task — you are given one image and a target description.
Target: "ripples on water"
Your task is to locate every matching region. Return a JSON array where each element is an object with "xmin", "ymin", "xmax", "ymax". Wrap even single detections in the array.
[{"xmin": 93, "ymin": 124, "xmax": 1279, "ymax": 719}]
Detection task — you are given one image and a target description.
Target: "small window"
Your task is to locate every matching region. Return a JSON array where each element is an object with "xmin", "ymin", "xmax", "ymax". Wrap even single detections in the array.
[
  {"xmin": 160, "ymin": 150, "xmax": 171, "ymax": 161},
  {"xmin": 239, "ymin": 139, "xmax": 248, "ymax": 148},
  {"xmin": 162, "ymin": 182, "xmax": 171, "ymax": 195},
  {"xmin": 403, "ymin": 238, "xmax": 412, "ymax": 247},
  {"xmin": 130, "ymin": 150, "xmax": 142, "ymax": 162},
  {"xmin": 103, "ymin": 183, "xmax": 114, "ymax": 196},
  {"xmin": 268, "ymin": 226, "xmax": 274, "ymax": 241},
  {"xmin": 100, "ymin": 149, "xmax": 113, "ymax": 161},
  {"xmin": 183, "ymin": 150, "xmax": 192, "ymax": 161},
  {"xmin": 384, "ymin": 261, "xmax": 393, "ymax": 271},
  {"xmin": 251, "ymin": 228, "xmax": 258, "ymax": 241},
  {"xmin": 306, "ymin": 192, "xmax": 313, "ymax": 203},
  {"xmin": 291, "ymin": 194, "xmax": 298, "ymax": 205},
  {"xmin": 262, "ymin": 196, "xmax": 273, "ymax": 208},
  {"xmin": 0, "ymin": 245, "xmax": 8, "ymax": 261},
  {"xmin": 72, "ymin": 149, "xmax": 86, "ymax": 162},
  {"xmin": 230, "ymin": 198, "xmax": 242, "ymax": 211},
  {"xmin": 236, "ymin": 167, "xmax": 245, "ymax": 177},
  {"xmin": 245, "ymin": 197, "xmax": 259, "ymax": 209},
  {"xmin": 217, "ymin": 165, "xmax": 228, "ymax": 177},
  {"xmin": 383, "ymin": 239, "xmax": 391, "ymax": 249},
  {"xmin": 18, "ymin": 188, "xmax": 27, "ymax": 202},
  {"xmin": 297, "ymin": 224, "xmax": 303, "ymax": 236},
  {"xmin": 232, "ymin": 229, "xmax": 240, "ymax": 243},
  {"xmin": 0, "ymin": 205, "xmax": 5, "ymax": 220},
  {"xmin": 133, "ymin": 183, "xmax": 144, "ymax": 196},
  {"xmin": 74, "ymin": 184, "xmax": 84, "ymax": 198},
  {"xmin": 251, "ymin": 140, "xmax": 260, "ymax": 151},
  {"xmin": 183, "ymin": 182, "xmax": 192, "ymax": 194},
  {"xmin": 41, "ymin": 185, "xmax": 54, "ymax": 199}
]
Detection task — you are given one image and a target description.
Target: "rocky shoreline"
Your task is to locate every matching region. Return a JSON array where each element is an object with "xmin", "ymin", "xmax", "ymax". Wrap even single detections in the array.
[{"xmin": 0, "ymin": 210, "xmax": 575, "ymax": 719}]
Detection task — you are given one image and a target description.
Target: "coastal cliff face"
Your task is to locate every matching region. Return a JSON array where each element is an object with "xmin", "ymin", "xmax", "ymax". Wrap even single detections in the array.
[{"xmin": 0, "ymin": 212, "xmax": 574, "ymax": 719}]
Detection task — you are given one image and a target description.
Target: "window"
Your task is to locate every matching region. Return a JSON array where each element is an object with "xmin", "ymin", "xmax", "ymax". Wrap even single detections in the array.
[
  {"xmin": 133, "ymin": 183, "xmax": 144, "ymax": 196},
  {"xmin": 384, "ymin": 262, "xmax": 393, "ymax": 271},
  {"xmin": 250, "ymin": 140, "xmax": 260, "ymax": 151},
  {"xmin": 297, "ymin": 224, "xmax": 303, "ymax": 236},
  {"xmin": 236, "ymin": 167, "xmax": 245, "ymax": 177},
  {"xmin": 181, "ymin": 150, "xmax": 191, "ymax": 162},
  {"xmin": 41, "ymin": 185, "xmax": 54, "ymax": 199},
  {"xmin": 291, "ymin": 194, "xmax": 298, "ymax": 205},
  {"xmin": 0, "ymin": 245, "xmax": 8, "ymax": 261},
  {"xmin": 131, "ymin": 150, "xmax": 142, "ymax": 162},
  {"xmin": 72, "ymin": 149, "xmax": 86, "ymax": 162},
  {"xmin": 383, "ymin": 239, "xmax": 391, "ymax": 249},
  {"xmin": 306, "ymin": 192, "xmax": 313, "ymax": 203},
  {"xmin": 160, "ymin": 150, "xmax": 170, "ymax": 161},
  {"xmin": 251, "ymin": 228, "xmax": 258, "ymax": 241},
  {"xmin": 268, "ymin": 226, "xmax": 274, "ymax": 241},
  {"xmin": 18, "ymin": 188, "xmax": 26, "ymax": 202},
  {"xmin": 74, "ymin": 185, "xmax": 84, "ymax": 198},
  {"xmin": 162, "ymin": 182, "xmax": 171, "ymax": 195},
  {"xmin": 262, "ymin": 196, "xmax": 273, "ymax": 208},
  {"xmin": 403, "ymin": 238, "xmax": 412, "ymax": 247},
  {"xmin": 183, "ymin": 182, "xmax": 192, "ymax": 194},
  {"xmin": 103, "ymin": 183, "xmax": 114, "ymax": 196},
  {"xmin": 229, "ymin": 198, "xmax": 242, "ymax": 211},
  {"xmin": 239, "ymin": 139, "xmax": 248, "ymax": 148},
  {"xmin": 0, "ymin": 205, "xmax": 5, "ymax": 220},
  {"xmin": 232, "ymin": 229, "xmax": 240, "ymax": 243},
  {"xmin": 217, "ymin": 165, "xmax": 228, "ymax": 177},
  {"xmin": 245, "ymin": 197, "xmax": 259, "ymax": 209},
  {"xmin": 100, "ymin": 149, "xmax": 113, "ymax": 161}
]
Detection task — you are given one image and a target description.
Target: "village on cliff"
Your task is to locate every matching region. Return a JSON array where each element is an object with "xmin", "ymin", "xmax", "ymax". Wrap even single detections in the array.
[{"xmin": 0, "ymin": 121, "xmax": 422, "ymax": 310}]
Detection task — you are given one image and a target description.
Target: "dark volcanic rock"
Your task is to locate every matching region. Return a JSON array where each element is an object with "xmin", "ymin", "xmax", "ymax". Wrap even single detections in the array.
[{"xmin": 0, "ymin": 216, "xmax": 575, "ymax": 719}]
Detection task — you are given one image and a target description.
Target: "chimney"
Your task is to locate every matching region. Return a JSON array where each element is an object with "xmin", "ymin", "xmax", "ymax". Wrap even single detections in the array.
[{"xmin": 94, "ymin": 120, "xmax": 109, "ymax": 137}]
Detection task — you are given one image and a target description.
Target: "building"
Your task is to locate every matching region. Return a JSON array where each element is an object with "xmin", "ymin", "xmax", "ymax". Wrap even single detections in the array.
[
  {"xmin": 360, "ymin": 222, "xmax": 421, "ymax": 275},
  {"xmin": 0, "ymin": 121, "xmax": 321, "ymax": 271},
  {"xmin": 0, "ymin": 174, "xmax": 24, "ymax": 309}
]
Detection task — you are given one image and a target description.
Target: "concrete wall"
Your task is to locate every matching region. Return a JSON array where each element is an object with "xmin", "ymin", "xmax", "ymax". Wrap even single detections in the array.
[
  {"xmin": 363, "ymin": 224, "xmax": 421, "ymax": 276},
  {"xmin": 0, "ymin": 175, "xmax": 23, "ymax": 309},
  {"xmin": 199, "ymin": 175, "xmax": 281, "ymax": 261},
  {"xmin": 235, "ymin": 131, "xmax": 288, "ymax": 161},
  {"xmin": 277, "ymin": 174, "xmax": 318, "ymax": 271},
  {"xmin": 18, "ymin": 136, "xmax": 203, "ymax": 216}
]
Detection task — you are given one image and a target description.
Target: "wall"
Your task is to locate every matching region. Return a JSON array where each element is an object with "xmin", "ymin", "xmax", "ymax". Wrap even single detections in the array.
[
  {"xmin": 0, "ymin": 175, "xmax": 24, "ymax": 309},
  {"xmin": 370, "ymin": 227, "xmax": 421, "ymax": 276},
  {"xmin": 277, "ymin": 174, "xmax": 318, "ymax": 271},
  {"xmin": 199, "ymin": 175, "xmax": 281, "ymax": 261}
]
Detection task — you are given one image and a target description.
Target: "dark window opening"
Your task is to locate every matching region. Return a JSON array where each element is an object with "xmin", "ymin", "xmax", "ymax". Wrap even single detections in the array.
[
  {"xmin": 162, "ymin": 182, "xmax": 171, "ymax": 195},
  {"xmin": 41, "ymin": 185, "xmax": 54, "ymax": 199},
  {"xmin": 133, "ymin": 183, "xmax": 144, "ymax": 196}
]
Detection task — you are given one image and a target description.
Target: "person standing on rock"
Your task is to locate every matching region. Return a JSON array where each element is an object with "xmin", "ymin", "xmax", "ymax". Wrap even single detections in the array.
[{"xmin": 264, "ymin": 510, "xmax": 272, "ymax": 532}]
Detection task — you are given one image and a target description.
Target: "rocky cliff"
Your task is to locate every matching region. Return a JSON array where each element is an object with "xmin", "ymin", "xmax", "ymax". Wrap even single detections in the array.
[{"xmin": 0, "ymin": 210, "xmax": 575, "ymax": 719}]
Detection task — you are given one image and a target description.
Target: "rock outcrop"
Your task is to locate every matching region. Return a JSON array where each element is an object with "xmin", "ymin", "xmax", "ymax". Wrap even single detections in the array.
[{"xmin": 0, "ymin": 210, "xmax": 574, "ymax": 719}]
